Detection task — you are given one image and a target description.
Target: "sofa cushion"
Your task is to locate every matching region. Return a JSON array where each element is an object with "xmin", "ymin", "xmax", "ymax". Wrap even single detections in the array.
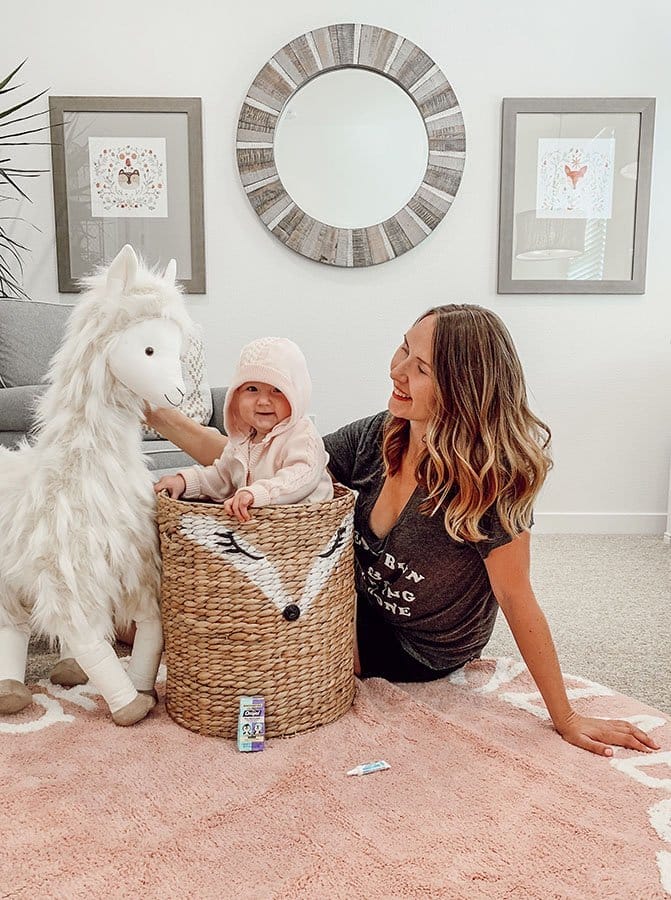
[
  {"xmin": 180, "ymin": 326, "xmax": 213, "ymax": 426},
  {"xmin": 0, "ymin": 430, "xmax": 24, "ymax": 449},
  {"xmin": 141, "ymin": 440, "xmax": 196, "ymax": 471},
  {"xmin": 209, "ymin": 386, "xmax": 227, "ymax": 434},
  {"xmin": 0, "ymin": 384, "xmax": 47, "ymax": 431},
  {"xmin": 0, "ymin": 300, "xmax": 71, "ymax": 388}
]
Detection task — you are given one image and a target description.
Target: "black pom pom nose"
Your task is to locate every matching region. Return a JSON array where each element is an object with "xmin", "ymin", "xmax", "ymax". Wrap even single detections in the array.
[{"xmin": 282, "ymin": 604, "xmax": 300, "ymax": 622}]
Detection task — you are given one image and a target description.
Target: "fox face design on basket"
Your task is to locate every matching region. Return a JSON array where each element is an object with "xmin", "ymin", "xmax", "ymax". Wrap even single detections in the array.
[
  {"xmin": 157, "ymin": 485, "xmax": 357, "ymax": 739},
  {"xmin": 179, "ymin": 511, "xmax": 353, "ymax": 621}
]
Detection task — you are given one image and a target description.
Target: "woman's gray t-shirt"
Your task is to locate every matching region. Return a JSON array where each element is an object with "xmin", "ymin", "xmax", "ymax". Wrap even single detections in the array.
[{"xmin": 323, "ymin": 412, "xmax": 514, "ymax": 670}]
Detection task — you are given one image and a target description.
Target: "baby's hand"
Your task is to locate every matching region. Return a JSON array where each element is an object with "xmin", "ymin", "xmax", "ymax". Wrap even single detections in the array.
[
  {"xmin": 154, "ymin": 474, "xmax": 186, "ymax": 499},
  {"xmin": 223, "ymin": 489, "xmax": 254, "ymax": 522}
]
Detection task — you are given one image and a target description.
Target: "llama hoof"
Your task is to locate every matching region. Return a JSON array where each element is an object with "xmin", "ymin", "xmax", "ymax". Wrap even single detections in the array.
[
  {"xmin": 139, "ymin": 687, "xmax": 159, "ymax": 702},
  {"xmin": 49, "ymin": 658, "xmax": 89, "ymax": 687},
  {"xmin": 0, "ymin": 679, "xmax": 33, "ymax": 714},
  {"xmin": 111, "ymin": 691, "xmax": 156, "ymax": 727}
]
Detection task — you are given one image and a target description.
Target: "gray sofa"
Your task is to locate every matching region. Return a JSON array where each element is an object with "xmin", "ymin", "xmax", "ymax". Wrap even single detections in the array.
[{"xmin": 0, "ymin": 299, "xmax": 226, "ymax": 473}]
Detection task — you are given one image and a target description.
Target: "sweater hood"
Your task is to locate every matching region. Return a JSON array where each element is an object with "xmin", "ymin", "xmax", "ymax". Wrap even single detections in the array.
[{"xmin": 224, "ymin": 337, "xmax": 312, "ymax": 442}]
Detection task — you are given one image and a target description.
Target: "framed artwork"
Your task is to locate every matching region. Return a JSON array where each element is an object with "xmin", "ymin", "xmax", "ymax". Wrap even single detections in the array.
[
  {"xmin": 49, "ymin": 96, "xmax": 205, "ymax": 293},
  {"xmin": 497, "ymin": 97, "xmax": 655, "ymax": 294}
]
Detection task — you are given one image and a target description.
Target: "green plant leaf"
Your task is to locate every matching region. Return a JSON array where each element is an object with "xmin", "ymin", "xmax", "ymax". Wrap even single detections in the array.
[
  {"xmin": 0, "ymin": 60, "xmax": 26, "ymax": 91},
  {"xmin": 0, "ymin": 89, "xmax": 48, "ymax": 121},
  {"xmin": 0, "ymin": 168, "xmax": 31, "ymax": 201},
  {"xmin": 0, "ymin": 123, "xmax": 52, "ymax": 140},
  {"xmin": 0, "ymin": 108, "xmax": 53, "ymax": 129},
  {"xmin": 0, "ymin": 62, "xmax": 47, "ymax": 297},
  {"xmin": 0, "ymin": 84, "xmax": 27, "ymax": 98}
]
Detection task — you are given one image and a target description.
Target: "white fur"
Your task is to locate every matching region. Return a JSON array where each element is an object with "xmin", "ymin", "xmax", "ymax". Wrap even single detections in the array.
[{"xmin": 0, "ymin": 245, "xmax": 192, "ymax": 712}]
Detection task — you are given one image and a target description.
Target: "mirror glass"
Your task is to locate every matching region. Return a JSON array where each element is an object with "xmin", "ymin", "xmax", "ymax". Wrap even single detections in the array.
[{"xmin": 274, "ymin": 68, "xmax": 429, "ymax": 229}]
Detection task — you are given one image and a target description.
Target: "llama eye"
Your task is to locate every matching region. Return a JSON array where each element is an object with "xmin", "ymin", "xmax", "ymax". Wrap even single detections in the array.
[{"xmin": 145, "ymin": 347, "xmax": 154, "ymax": 356}]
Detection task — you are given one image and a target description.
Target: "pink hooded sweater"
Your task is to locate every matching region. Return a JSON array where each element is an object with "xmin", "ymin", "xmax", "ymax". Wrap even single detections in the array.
[{"xmin": 178, "ymin": 337, "xmax": 333, "ymax": 507}]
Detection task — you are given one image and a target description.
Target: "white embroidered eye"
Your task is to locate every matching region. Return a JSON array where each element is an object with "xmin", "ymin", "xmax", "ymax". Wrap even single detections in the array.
[{"xmin": 145, "ymin": 347, "xmax": 154, "ymax": 356}]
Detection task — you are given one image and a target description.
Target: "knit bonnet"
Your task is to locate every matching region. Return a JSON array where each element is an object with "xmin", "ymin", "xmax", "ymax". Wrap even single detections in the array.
[{"xmin": 223, "ymin": 337, "xmax": 312, "ymax": 442}]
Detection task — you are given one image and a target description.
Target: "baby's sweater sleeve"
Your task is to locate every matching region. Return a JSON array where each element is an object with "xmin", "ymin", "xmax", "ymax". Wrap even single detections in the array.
[
  {"xmin": 244, "ymin": 422, "xmax": 329, "ymax": 507},
  {"xmin": 178, "ymin": 448, "xmax": 235, "ymax": 501}
]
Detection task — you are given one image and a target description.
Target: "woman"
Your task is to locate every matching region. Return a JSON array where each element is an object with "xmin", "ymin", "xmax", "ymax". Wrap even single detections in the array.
[{"xmin": 147, "ymin": 304, "xmax": 658, "ymax": 758}]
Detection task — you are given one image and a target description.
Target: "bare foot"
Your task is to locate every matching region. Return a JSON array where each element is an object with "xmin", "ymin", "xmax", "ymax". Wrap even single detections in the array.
[
  {"xmin": 0, "ymin": 679, "xmax": 33, "ymax": 714},
  {"xmin": 111, "ymin": 691, "xmax": 156, "ymax": 726},
  {"xmin": 49, "ymin": 658, "xmax": 89, "ymax": 687}
]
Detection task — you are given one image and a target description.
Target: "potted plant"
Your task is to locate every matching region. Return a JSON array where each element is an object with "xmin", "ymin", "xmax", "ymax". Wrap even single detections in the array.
[{"xmin": 0, "ymin": 60, "xmax": 48, "ymax": 298}]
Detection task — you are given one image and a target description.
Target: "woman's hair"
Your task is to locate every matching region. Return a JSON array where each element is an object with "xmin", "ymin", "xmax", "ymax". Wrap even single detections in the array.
[{"xmin": 382, "ymin": 304, "xmax": 552, "ymax": 542}]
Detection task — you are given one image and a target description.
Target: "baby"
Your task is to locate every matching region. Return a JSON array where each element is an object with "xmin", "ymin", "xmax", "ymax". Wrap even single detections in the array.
[{"xmin": 154, "ymin": 336, "xmax": 333, "ymax": 520}]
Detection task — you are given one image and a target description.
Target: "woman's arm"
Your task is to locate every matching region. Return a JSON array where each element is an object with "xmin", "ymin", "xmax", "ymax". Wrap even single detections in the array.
[
  {"xmin": 145, "ymin": 405, "xmax": 227, "ymax": 466},
  {"xmin": 484, "ymin": 531, "xmax": 660, "ymax": 756}
]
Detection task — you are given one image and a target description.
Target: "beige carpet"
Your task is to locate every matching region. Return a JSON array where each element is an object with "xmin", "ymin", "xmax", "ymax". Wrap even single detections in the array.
[
  {"xmin": 2, "ymin": 658, "xmax": 670, "ymax": 898},
  {"xmin": 486, "ymin": 534, "xmax": 670, "ymax": 714}
]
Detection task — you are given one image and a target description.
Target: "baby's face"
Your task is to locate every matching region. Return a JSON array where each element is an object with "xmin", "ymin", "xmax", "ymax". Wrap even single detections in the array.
[{"xmin": 236, "ymin": 381, "xmax": 291, "ymax": 437}]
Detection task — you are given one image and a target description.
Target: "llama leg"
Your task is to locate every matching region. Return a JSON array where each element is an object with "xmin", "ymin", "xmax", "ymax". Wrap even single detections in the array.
[
  {"xmin": 49, "ymin": 641, "xmax": 89, "ymax": 687},
  {"xmin": 126, "ymin": 613, "xmax": 163, "ymax": 696},
  {"xmin": 0, "ymin": 623, "xmax": 32, "ymax": 714},
  {"xmin": 71, "ymin": 635, "xmax": 156, "ymax": 726}
]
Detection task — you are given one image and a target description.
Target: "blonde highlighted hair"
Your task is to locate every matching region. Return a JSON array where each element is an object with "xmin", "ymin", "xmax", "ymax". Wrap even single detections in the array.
[{"xmin": 383, "ymin": 304, "xmax": 552, "ymax": 542}]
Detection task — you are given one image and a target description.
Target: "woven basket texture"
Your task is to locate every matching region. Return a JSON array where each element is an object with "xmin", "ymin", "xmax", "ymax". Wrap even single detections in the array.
[{"xmin": 157, "ymin": 485, "xmax": 356, "ymax": 738}]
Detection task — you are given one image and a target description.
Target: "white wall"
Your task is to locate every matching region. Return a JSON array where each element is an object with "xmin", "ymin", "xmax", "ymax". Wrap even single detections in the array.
[{"xmin": 7, "ymin": 0, "xmax": 671, "ymax": 532}]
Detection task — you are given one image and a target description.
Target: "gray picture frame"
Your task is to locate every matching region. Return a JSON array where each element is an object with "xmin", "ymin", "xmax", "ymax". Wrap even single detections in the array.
[
  {"xmin": 236, "ymin": 23, "xmax": 465, "ymax": 267},
  {"xmin": 497, "ymin": 97, "xmax": 655, "ymax": 294},
  {"xmin": 49, "ymin": 96, "xmax": 205, "ymax": 293}
]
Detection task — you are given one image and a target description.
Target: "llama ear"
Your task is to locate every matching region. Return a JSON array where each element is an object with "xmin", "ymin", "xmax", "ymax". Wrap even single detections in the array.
[
  {"xmin": 106, "ymin": 245, "xmax": 139, "ymax": 294},
  {"xmin": 164, "ymin": 258, "xmax": 177, "ymax": 285}
]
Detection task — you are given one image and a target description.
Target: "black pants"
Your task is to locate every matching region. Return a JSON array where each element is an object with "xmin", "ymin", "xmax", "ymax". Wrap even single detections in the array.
[{"xmin": 356, "ymin": 599, "xmax": 457, "ymax": 683}]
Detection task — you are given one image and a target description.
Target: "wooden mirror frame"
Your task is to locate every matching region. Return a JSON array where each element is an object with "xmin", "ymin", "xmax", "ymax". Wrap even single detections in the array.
[{"xmin": 236, "ymin": 24, "xmax": 465, "ymax": 267}]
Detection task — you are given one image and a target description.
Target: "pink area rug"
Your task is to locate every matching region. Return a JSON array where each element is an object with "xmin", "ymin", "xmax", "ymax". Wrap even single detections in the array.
[{"xmin": 2, "ymin": 658, "xmax": 670, "ymax": 899}]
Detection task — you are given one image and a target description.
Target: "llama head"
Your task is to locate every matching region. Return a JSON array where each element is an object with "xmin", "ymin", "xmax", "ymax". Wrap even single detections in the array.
[
  {"xmin": 106, "ymin": 247, "xmax": 186, "ymax": 408},
  {"xmin": 107, "ymin": 314, "xmax": 185, "ymax": 408},
  {"xmin": 44, "ymin": 245, "xmax": 193, "ymax": 415}
]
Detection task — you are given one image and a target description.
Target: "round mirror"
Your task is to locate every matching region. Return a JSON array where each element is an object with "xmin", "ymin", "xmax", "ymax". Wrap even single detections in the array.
[
  {"xmin": 273, "ymin": 68, "xmax": 429, "ymax": 229},
  {"xmin": 236, "ymin": 24, "xmax": 465, "ymax": 267}
]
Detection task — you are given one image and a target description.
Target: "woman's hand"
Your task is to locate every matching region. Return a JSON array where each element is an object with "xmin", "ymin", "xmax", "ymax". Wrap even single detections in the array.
[
  {"xmin": 143, "ymin": 402, "xmax": 228, "ymax": 467},
  {"xmin": 154, "ymin": 474, "xmax": 186, "ymax": 499},
  {"xmin": 223, "ymin": 490, "xmax": 254, "ymax": 522},
  {"xmin": 555, "ymin": 710, "xmax": 661, "ymax": 757},
  {"xmin": 143, "ymin": 403, "xmax": 163, "ymax": 432}
]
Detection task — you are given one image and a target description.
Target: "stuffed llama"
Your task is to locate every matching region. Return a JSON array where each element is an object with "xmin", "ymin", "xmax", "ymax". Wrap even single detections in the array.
[{"xmin": 0, "ymin": 245, "xmax": 192, "ymax": 726}]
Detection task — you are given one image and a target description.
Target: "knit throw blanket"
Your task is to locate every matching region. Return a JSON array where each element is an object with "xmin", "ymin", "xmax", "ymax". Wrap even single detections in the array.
[{"xmin": 2, "ymin": 658, "xmax": 669, "ymax": 899}]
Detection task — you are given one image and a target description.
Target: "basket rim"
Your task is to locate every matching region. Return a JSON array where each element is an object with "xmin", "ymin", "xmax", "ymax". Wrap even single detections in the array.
[{"xmin": 156, "ymin": 481, "xmax": 354, "ymax": 518}]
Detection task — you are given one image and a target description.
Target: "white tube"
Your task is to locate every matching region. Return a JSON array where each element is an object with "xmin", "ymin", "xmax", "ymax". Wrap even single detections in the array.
[
  {"xmin": 346, "ymin": 761, "xmax": 391, "ymax": 776},
  {"xmin": 126, "ymin": 617, "xmax": 163, "ymax": 692},
  {"xmin": 73, "ymin": 641, "xmax": 137, "ymax": 713},
  {"xmin": 58, "ymin": 641, "xmax": 77, "ymax": 661},
  {"xmin": 0, "ymin": 624, "xmax": 30, "ymax": 682}
]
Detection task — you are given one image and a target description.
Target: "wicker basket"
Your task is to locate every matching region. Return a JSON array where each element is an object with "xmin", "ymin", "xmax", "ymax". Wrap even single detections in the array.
[{"xmin": 157, "ymin": 484, "xmax": 356, "ymax": 738}]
